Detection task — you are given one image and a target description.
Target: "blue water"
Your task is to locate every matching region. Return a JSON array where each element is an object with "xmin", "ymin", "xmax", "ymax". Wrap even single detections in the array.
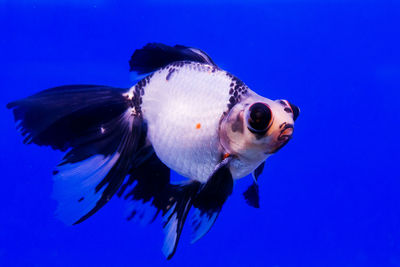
[{"xmin": 1, "ymin": 1, "xmax": 399, "ymax": 266}]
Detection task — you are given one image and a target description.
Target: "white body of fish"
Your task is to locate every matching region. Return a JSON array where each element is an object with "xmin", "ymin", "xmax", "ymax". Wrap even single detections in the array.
[{"xmin": 129, "ymin": 62, "xmax": 256, "ymax": 182}]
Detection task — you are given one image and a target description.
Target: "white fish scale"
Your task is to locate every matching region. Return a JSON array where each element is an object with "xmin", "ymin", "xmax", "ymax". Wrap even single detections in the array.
[{"xmin": 141, "ymin": 63, "xmax": 232, "ymax": 182}]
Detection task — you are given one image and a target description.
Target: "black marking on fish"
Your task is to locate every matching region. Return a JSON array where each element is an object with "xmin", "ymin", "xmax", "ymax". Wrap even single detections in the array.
[
  {"xmin": 231, "ymin": 112, "xmax": 244, "ymax": 133},
  {"xmin": 129, "ymin": 75, "xmax": 149, "ymax": 115},
  {"xmin": 284, "ymin": 107, "xmax": 292, "ymax": 113},
  {"xmin": 160, "ymin": 61, "xmax": 217, "ymax": 77},
  {"xmin": 166, "ymin": 67, "xmax": 176, "ymax": 81},
  {"xmin": 226, "ymin": 72, "xmax": 248, "ymax": 110},
  {"xmin": 170, "ymin": 61, "xmax": 186, "ymax": 68}
]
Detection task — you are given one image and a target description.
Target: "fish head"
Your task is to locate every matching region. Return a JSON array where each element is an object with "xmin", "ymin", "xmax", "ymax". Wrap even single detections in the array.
[{"xmin": 220, "ymin": 94, "xmax": 299, "ymax": 162}]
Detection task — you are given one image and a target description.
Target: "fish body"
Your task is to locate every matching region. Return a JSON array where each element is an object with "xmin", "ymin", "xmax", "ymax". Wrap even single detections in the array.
[
  {"xmin": 138, "ymin": 62, "xmax": 230, "ymax": 182},
  {"xmin": 7, "ymin": 43, "xmax": 300, "ymax": 259}
]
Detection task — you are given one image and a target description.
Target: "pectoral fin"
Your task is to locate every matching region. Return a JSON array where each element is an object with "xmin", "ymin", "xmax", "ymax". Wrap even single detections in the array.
[{"xmin": 243, "ymin": 161, "xmax": 265, "ymax": 208}]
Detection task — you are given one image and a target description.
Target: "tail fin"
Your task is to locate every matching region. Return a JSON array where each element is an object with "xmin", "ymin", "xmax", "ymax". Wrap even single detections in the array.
[
  {"xmin": 7, "ymin": 85, "xmax": 144, "ymax": 224},
  {"xmin": 163, "ymin": 158, "xmax": 233, "ymax": 259}
]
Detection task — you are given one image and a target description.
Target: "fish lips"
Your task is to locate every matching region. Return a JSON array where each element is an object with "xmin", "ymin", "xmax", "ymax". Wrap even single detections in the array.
[
  {"xmin": 267, "ymin": 124, "xmax": 293, "ymax": 154},
  {"xmin": 278, "ymin": 123, "xmax": 294, "ymax": 142}
]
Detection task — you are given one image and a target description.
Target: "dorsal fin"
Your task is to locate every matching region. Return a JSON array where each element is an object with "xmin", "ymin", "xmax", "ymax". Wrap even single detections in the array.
[{"xmin": 129, "ymin": 43, "xmax": 217, "ymax": 76}]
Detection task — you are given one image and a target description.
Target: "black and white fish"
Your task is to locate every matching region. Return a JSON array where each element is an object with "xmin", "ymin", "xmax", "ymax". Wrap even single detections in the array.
[{"xmin": 7, "ymin": 43, "xmax": 300, "ymax": 259}]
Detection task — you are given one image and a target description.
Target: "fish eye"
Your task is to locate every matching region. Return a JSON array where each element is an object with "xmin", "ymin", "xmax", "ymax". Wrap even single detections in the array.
[
  {"xmin": 246, "ymin": 102, "xmax": 272, "ymax": 134},
  {"xmin": 288, "ymin": 102, "xmax": 300, "ymax": 121}
]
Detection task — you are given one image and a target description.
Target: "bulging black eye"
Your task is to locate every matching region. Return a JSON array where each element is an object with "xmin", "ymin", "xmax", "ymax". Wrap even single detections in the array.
[
  {"xmin": 247, "ymin": 102, "xmax": 272, "ymax": 134},
  {"xmin": 288, "ymin": 102, "xmax": 300, "ymax": 121}
]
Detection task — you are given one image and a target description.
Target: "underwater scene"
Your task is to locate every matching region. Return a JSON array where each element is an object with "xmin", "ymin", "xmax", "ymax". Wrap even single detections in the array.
[{"xmin": 1, "ymin": 0, "xmax": 399, "ymax": 266}]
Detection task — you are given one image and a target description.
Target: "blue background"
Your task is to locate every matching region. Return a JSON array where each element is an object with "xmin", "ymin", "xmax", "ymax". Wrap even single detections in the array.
[{"xmin": 1, "ymin": 0, "xmax": 399, "ymax": 266}]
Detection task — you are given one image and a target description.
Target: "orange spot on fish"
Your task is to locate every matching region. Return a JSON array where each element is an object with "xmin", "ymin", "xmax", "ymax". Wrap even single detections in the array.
[
  {"xmin": 223, "ymin": 153, "xmax": 230, "ymax": 160},
  {"xmin": 196, "ymin": 123, "xmax": 201, "ymax": 129}
]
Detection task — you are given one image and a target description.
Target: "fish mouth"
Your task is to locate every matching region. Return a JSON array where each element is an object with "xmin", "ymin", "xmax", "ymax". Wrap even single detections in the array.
[
  {"xmin": 278, "ymin": 123, "xmax": 293, "ymax": 142},
  {"xmin": 264, "ymin": 123, "xmax": 294, "ymax": 154}
]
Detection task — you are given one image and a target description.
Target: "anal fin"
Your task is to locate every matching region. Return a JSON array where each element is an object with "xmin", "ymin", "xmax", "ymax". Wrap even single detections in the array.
[
  {"xmin": 162, "ymin": 183, "xmax": 199, "ymax": 259},
  {"xmin": 190, "ymin": 157, "xmax": 233, "ymax": 243},
  {"xmin": 162, "ymin": 157, "xmax": 234, "ymax": 259},
  {"xmin": 119, "ymin": 153, "xmax": 234, "ymax": 259}
]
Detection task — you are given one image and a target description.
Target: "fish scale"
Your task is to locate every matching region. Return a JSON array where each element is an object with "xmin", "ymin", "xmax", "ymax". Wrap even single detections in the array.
[{"xmin": 140, "ymin": 62, "xmax": 235, "ymax": 182}]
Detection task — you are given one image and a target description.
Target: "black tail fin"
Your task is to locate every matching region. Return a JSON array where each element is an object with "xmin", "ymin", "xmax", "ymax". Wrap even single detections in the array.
[
  {"xmin": 7, "ymin": 85, "xmax": 129, "ymax": 151},
  {"xmin": 129, "ymin": 43, "xmax": 217, "ymax": 77},
  {"xmin": 7, "ymin": 85, "xmax": 144, "ymax": 224}
]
